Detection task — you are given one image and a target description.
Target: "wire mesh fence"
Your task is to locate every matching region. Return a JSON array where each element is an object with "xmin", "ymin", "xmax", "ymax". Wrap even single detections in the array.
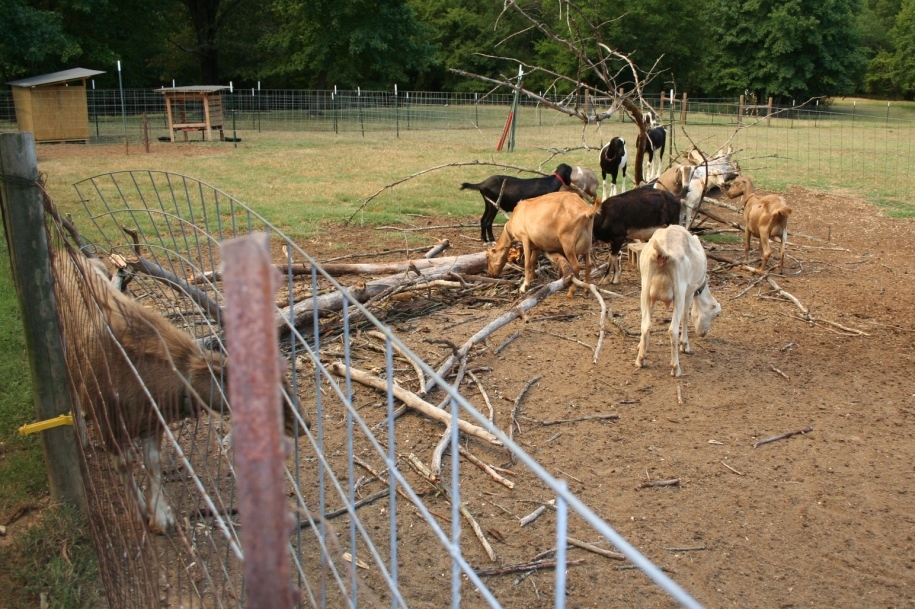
[{"xmin": 20, "ymin": 166, "xmax": 709, "ymax": 608}]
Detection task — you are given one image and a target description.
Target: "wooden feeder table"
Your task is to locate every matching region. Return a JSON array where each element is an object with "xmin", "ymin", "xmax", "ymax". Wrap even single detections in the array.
[{"xmin": 156, "ymin": 86, "xmax": 229, "ymax": 142}]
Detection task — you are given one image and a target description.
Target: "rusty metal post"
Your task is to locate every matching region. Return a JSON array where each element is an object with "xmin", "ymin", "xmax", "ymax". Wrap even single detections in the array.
[{"xmin": 222, "ymin": 232, "xmax": 294, "ymax": 609}]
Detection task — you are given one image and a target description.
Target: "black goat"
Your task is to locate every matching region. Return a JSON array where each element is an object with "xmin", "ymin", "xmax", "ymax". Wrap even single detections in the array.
[
  {"xmin": 460, "ymin": 163, "xmax": 574, "ymax": 243},
  {"xmin": 593, "ymin": 188, "xmax": 682, "ymax": 283},
  {"xmin": 599, "ymin": 137, "xmax": 628, "ymax": 200},
  {"xmin": 637, "ymin": 116, "xmax": 667, "ymax": 181}
]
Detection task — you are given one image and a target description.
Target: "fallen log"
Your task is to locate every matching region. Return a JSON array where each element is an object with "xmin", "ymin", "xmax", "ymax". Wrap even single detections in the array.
[{"xmin": 277, "ymin": 252, "xmax": 487, "ymax": 330}]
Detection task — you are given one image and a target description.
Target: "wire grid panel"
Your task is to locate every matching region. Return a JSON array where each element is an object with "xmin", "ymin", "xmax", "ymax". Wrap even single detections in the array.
[{"xmin": 57, "ymin": 170, "xmax": 704, "ymax": 608}]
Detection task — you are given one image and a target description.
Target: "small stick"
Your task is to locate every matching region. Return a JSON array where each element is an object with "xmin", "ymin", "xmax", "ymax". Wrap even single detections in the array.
[
  {"xmin": 518, "ymin": 413, "xmax": 619, "ymax": 425},
  {"xmin": 676, "ymin": 385, "xmax": 684, "ymax": 407},
  {"xmin": 571, "ymin": 276, "xmax": 607, "ymax": 363},
  {"xmin": 753, "ymin": 427, "xmax": 813, "ymax": 448},
  {"xmin": 519, "ymin": 500, "xmax": 555, "ymax": 526},
  {"xmin": 366, "ymin": 330, "xmax": 426, "ymax": 394},
  {"xmin": 721, "ymin": 461, "xmax": 745, "ymax": 476},
  {"xmin": 511, "ymin": 376, "xmax": 541, "ymax": 441},
  {"xmin": 638, "ymin": 479, "xmax": 680, "ymax": 489},
  {"xmin": 662, "ymin": 545, "xmax": 707, "ymax": 552},
  {"xmin": 770, "ymin": 364, "xmax": 789, "ymax": 380},
  {"xmin": 458, "ymin": 446, "xmax": 515, "ymax": 489},
  {"xmin": 407, "ymin": 453, "xmax": 497, "ymax": 562},
  {"xmin": 430, "ymin": 421, "xmax": 454, "ymax": 481},
  {"xmin": 781, "ymin": 342, "xmax": 796, "ymax": 352},
  {"xmin": 466, "ymin": 370, "xmax": 495, "ymax": 423},
  {"xmin": 424, "ymin": 239, "xmax": 451, "ymax": 259},
  {"xmin": 475, "ymin": 558, "xmax": 584, "ymax": 577},
  {"xmin": 767, "ymin": 277, "xmax": 809, "ymax": 316},
  {"xmin": 493, "ymin": 331, "xmax": 521, "ymax": 354},
  {"xmin": 567, "ymin": 538, "xmax": 625, "ymax": 560}
]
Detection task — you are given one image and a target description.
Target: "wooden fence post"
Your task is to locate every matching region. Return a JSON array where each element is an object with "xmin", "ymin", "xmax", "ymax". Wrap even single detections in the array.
[
  {"xmin": 681, "ymin": 93, "xmax": 688, "ymax": 124},
  {"xmin": 738, "ymin": 95, "xmax": 745, "ymax": 126},
  {"xmin": 767, "ymin": 97, "xmax": 774, "ymax": 127},
  {"xmin": 0, "ymin": 132, "xmax": 85, "ymax": 509}
]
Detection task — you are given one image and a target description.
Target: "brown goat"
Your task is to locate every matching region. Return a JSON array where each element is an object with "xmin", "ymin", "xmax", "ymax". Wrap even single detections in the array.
[
  {"xmin": 54, "ymin": 248, "xmax": 302, "ymax": 534},
  {"xmin": 726, "ymin": 176, "xmax": 792, "ymax": 273},
  {"xmin": 486, "ymin": 192, "xmax": 595, "ymax": 297}
]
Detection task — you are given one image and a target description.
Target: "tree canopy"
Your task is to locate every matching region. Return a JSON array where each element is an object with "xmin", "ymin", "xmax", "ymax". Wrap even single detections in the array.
[{"xmin": 0, "ymin": 0, "xmax": 903, "ymax": 100}]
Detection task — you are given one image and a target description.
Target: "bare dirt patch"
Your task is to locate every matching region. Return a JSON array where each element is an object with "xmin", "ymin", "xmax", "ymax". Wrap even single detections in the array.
[{"xmin": 301, "ymin": 188, "xmax": 915, "ymax": 608}]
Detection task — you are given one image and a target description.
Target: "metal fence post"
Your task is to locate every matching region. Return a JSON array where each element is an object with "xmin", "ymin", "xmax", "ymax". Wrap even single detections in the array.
[
  {"xmin": 0, "ymin": 132, "xmax": 86, "ymax": 509},
  {"xmin": 222, "ymin": 232, "xmax": 294, "ymax": 609}
]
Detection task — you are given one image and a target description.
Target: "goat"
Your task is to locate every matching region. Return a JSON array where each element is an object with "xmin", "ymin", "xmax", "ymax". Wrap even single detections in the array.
[
  {"xmin": 726, "ymin": 176, "xmax": 792, "ymax": 273},
  {"xmin": 565, "ymin": 165, "xmax": 599, "ymax": 204},
  {"xmin": 637, "ymin": 114, "xmax": 667, "ymax": 181},
  {"xmin": 486, "ymin": 192, "xmax": 595, "ymax": 298},
  {"xmin": 635, "ymin": 225, "xmax": 722, "ymax": 377},
  {"xmin": 54, "ymin": 248, "xmax": 303, "ymax": 534},
  {"xmin": 592, "ymin": 188, "xmax": 682, "ymax": 284},
  {"xmin": 599, "ymin": 137, "xmax": 628, "ymax": 200},
  {"xmin": 460, "ymin": 163, "xmax": 574, "ymax": 243},
  {"xmin": 654, "ymin": 164, "xmax": 694, "ymax": 198}
]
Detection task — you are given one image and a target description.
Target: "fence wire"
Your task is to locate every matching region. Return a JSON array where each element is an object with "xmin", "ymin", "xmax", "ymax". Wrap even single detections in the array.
[{"xmin": 38, "ymin": 169, "xmax": 706, "ymax": 608}]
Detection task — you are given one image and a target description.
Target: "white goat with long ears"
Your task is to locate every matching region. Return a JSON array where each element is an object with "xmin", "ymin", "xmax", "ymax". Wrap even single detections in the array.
[{"xmin": 635, "ymin": 225, "xmax": 721, "ymax": 377}]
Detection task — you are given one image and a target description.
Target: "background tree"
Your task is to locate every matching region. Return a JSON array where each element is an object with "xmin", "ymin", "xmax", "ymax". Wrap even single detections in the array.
[
  {"xmin": 705, "ymin": 0, "xmax": 866, "ymax": 101},
  {"xmin": 0, "ymin": 0, "xmax": 77, "ymax": 82},
  {"xmin": 261, "ymin": 0, "xmax": 435, "ymax": 89}
]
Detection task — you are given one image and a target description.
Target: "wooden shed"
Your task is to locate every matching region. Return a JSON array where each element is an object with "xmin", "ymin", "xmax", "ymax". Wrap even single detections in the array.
[
  {"xmin": 155, "ymin": 86, "xmax": 229, "ymax": 142},
  {"xmin": 6, "ymin": 68, "xmax": 105, "ymax": 143}
]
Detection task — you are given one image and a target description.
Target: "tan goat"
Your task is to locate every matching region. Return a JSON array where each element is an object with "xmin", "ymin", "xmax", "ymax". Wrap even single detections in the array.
[
  {"xmin": 54, "ymin": 247, "xmax": 302, "ymax": 534},
  {"xmin": 486, "ymin": 192, "xmax": 595, "ymax": 297},
  {"xmin": 726, "ymin": 176, "xmax": 792, "ymax": 273}
]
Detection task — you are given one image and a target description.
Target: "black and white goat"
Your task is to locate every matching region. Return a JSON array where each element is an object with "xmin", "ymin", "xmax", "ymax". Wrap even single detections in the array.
[
  {"xmin": 637, "ymin": 113, "xmax": 667, "ymax": 181},
  {"xmin": 592, "ymin": 188, "xmax": 682, "ymax": 283},
  {"xmin": 461, "ymin": 163, "xmax": 574, "ymax": 243},
  {"xmin": 599, "ymin": 137, "xmax": 628, "ymax": 200}
]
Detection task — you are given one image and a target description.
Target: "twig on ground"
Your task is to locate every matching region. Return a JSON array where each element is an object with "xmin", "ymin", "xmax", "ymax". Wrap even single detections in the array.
[
  {"xmin": 753, "ymin": 427, "xmax": 813, "ymax": 448},
  {"xmin": 511, "ymin": 376, "xmax": 542, "ymax": 442},
  {"xmin": 518, "ymin": 413, "xmax": 619, "ymax": 425},
  {"xmin": 519, "ymin": 500, "xmax": 555, "ymax": 526},
  {"xmin": 638, "ymin": 479, "xmax": 680, "ymax": 489},
  {"xmin": 494, "ymin": 331, "xmax": 522, "ymax": 354},
  {"xmin": 458, "ymin": 446, "xmax": 515, "ymax": 489},
  {"xmin": 567, "ymin": 538, "xmax": 626, "ymax": 560},
  {"xmin": 475, "ymin": 558, "xmax": 584, "ymax": 577},
  {"xmin": 407, "ymin": 453, "xmax": 497, "ymax": 562},
  {"xmin": 721, "ymin": 461, "xmax": 745, "ymax": 476},
  {"xmin": 770, "ymin": 364, "xmax": 789, "ymax": 380},
  {"xmin": 466, "ymin": 370, "xmax": 495, "ymax": 423}
]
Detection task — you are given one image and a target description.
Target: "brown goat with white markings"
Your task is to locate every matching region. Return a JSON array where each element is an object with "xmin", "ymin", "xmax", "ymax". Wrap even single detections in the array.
[
  {"xmin": 487, "ymin": 192, "xmax": 595, "ymax": 298},
  {"xmin": 726, "ymin": 176, "xmax": 792, "ymax": 273},
  {"xmin": 54, "ymin": 248, "xmax": 302, "ymax": 534}
]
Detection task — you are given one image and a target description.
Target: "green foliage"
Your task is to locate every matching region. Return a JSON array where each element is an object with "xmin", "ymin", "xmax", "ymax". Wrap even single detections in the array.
[
  {"xmin": 706, "ymin": 0, "xmax": 867, "ymax": 100},
  {"xmin": 0, "ymin": 0, "xmax": 79, "ymax": 80},
  {"xmin": 0, "ymin": 503, "xmax": 101, "ymax": 609},
  {"xmin": 262, "ymin": 0, "xmax": 436, "ymax": 89}
]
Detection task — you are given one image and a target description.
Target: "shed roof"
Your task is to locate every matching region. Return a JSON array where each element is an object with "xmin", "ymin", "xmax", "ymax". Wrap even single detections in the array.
[
  {"xmin": 7, "ymin": 68, "xmax": 106, "ymax": 88},
  {"xmin": 155, "ymin": 86, "xmax": 230, "ymax": 94}
]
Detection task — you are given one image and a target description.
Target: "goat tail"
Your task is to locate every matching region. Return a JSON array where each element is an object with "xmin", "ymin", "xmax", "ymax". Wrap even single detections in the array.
[
  {"xmin": 776, "ymin": 205, "xmax": 793, "ymax": 219},
  {"xmin": 651, "ymin": 239, "xmax": 671, "ymax": 267},
  {"xmin": 460, "ymin": 182, "xmax": 481, "ymax": 191}
]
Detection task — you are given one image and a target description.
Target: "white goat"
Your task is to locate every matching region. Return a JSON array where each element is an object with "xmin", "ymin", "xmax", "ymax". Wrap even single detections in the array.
[{"xmin": 635, "ymin": 225, "xmax": 721, "ymax": 377}]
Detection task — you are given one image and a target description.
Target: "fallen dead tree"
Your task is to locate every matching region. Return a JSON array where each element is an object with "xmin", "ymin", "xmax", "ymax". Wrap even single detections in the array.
[{"xmin": 277, "ymin": 252, "xmax": 486, "ymax": 330}]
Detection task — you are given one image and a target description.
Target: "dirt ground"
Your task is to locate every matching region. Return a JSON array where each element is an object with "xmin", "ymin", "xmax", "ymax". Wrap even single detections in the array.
[{"xmin": 298, "ymin": 187, "xmax": 915, "ymax": 609}]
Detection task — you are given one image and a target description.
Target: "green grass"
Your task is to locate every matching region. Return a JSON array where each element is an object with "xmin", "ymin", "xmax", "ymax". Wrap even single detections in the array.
[
  {"xmin": 700, "ymin": 232, "xmax": 743, "ymax": 245},
  {"xmin": 0, "ymin": 238, "xmax": 47, "ymax": 518},
  {"xmin": 0, "ymin": 503, "xmax": 101, "ymax": 609}
]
